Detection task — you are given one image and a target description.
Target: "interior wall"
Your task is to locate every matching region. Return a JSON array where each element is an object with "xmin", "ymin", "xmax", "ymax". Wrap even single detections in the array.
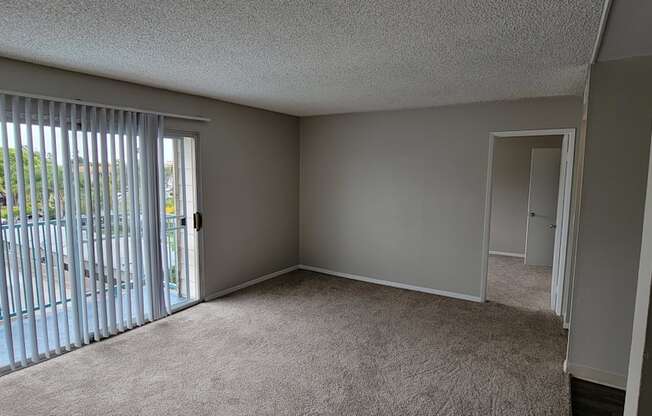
[
  {"xmin": 625, "ymin": 126, "xmax": 652, "ymax": 414},
  {"xmin": 490, "ymin": 136, "xmax": 563, "ymax": 255},
  {"xmin": 567, "ymin": 56, "xmax": 652, "ymax": 389},
  {"xmin": 0, "ymin": 57, "xmax": 300, "ymax": 297},
  {"xmin": 300, "ymin": 97, "xmax": 581, "ymax": 298}
]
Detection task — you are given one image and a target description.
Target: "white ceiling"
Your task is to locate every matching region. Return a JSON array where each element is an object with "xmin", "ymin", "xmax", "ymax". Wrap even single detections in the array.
[{"xmin": 0, "ymin": 1, "xmax": 604, "ymax": 116}]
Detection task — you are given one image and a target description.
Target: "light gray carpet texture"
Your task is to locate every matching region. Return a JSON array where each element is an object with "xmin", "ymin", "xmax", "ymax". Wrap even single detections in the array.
[
  {"xmin": 1, "ymin": 263, "xmax": 567, "ymax": 415},
  {"xmin": 487, "ymin": 254, "xmax": 553, "ymax": 311}
]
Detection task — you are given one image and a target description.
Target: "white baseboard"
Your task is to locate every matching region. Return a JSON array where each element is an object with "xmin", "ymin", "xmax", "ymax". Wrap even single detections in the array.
[
  {"xmin": 299, "ymin": 265, "xmax": 482, "ymax": 303},
  {"xmin": 204, "ymin": 264, "xmax": 482, "ymax": 304},
  {"xmin": 489, "ymin": 250, "xmax": 525, "ymax": 258},
  {"xmin": 204, "ymin": 265, "xmax": 299, "ymax": 301},
  {"xmin": 564, "ymin": 361, "xmax": 627, "ymax": 390}
]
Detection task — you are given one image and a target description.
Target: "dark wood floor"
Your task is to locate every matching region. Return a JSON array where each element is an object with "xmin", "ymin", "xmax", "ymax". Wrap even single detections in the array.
[{"xmin": 571, "ymin": 377, "xmax": 625, "ymax": 416}]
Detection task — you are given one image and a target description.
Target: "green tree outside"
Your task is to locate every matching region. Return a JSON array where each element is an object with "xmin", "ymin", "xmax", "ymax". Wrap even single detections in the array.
[{"xmin": 0, "ymin": 146, "xmax": 63, "ymax": 219}]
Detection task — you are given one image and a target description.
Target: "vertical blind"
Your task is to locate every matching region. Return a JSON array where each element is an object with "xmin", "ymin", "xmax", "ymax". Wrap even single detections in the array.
[{"xmin": 0, "ymin": 94, "xmax": 171, "ymax": 370}]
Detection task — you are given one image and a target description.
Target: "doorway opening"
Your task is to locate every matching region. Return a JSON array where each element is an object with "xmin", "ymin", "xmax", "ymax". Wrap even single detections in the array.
[{"xmin": 481, "ymin": 129, "xmax": 576, "ymax": 319}]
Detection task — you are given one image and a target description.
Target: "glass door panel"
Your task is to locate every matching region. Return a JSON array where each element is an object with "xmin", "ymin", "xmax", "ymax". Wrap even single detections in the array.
[{"xmin": 162, "ymin": 134, "xmax": 198, "ymax": 309}]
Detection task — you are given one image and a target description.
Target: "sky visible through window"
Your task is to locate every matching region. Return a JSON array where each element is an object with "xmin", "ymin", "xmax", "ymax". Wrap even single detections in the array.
[
  {"xmin": 0, "ymin": 121, "xmax": 178, "ymax": 219},
  {"xmin": 1, "ymin": 122, "xmax": 175, "ymax": 166}
]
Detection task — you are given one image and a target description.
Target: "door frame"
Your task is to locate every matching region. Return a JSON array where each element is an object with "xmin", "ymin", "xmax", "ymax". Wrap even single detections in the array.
[
  {"xmin": 163, "ymin": 128, "xmax": 205, "ymax": 310},
  {"xmin": 480, "ymin": 128, "xmax": 576, "ymax": 320}
]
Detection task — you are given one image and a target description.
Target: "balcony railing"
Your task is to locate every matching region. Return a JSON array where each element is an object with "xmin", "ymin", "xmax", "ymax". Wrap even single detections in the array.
[{"xmin": 0, "ymin": 214, "xmax": 189, "ymax": 320}]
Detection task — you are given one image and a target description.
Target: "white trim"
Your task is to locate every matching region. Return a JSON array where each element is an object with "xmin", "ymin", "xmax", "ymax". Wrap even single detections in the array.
[
  {"xmin": 563, "ymin": 74, "xmax": 592, "ymax": 331},
  {"xmin": 299, "ymin": 265, "xmax": 482, "ymax": 303},
  {"xmin": 488, "ymin": 250, "xmax": 525, "ymax": 258},
  {"xmin": 624, "ymin": 131, "xmax": 652, "ymax": 415},
  {"xmin": 552, "ymin": 132, "xmax": 576, "ymax": 315},
  {"xmin": 481, "ymin": 128, "xmax": 576, "ymax": 319},
  {"xmin": 565, "ymin": 361, "xmax": 627, "ymax": 390},
  {"xmin": 480, "ymin": 134, "xmax": 495, "ymax": 303},
  {"xmin": 204, "ymin": 265, "xmax": 299, "ymax": 301},
  {"xmin": 490, "ymin": 129, "xmax": 576, "ymax": 138},
  {"xmin": 0, "ymin": 88, "xmax": 211, "ymax": 122},
  {"xmin": 170, "ymin": 299, "xmax": 201, "ymax": 314},
  {"xmin": 204, "ymin": 264, "xmax": 482, "ymax": 304},
  {"xmin": 590, "ymin": 0, "xmax": 613, "ymax": 63}
]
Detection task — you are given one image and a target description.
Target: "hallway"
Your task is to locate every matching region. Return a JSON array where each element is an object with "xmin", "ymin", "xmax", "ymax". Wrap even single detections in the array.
[{"xmin": 487, "ymin": 254, "xmax": 553, "ymax": 312}]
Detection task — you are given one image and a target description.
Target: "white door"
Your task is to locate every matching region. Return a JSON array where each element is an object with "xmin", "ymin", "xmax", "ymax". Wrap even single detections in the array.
[{"xmin": 525, "ymin": 148, "xmax": 561, "ymax": 266}]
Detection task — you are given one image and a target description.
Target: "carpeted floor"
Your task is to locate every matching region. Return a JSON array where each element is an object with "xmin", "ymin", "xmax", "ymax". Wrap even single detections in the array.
[
  {"xmin": 0, "ymin": 269, "xmax": 568, "ymax": 415},
  {"xmin": 487, "ymin": 254, "xmax": 553, "ymax": 311}
]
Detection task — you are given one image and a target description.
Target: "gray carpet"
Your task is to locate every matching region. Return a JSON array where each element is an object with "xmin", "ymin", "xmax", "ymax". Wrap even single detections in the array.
[
  {"xmin": 487, "ymin": 254, "xmax": 553, "ymax": 311},
  {"xmin": 0, "ymin": 270, "xmax": 568, "ymax": 415}
]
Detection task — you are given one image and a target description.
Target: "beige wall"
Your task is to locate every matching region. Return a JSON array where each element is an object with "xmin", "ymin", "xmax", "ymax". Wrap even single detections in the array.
[
  {"xmin": 490, "ymin": 136, "xmax": 562, "ymax": 255},
  {"xmin": 0, "ymin": 57, "xmax": 300, "ymax": 297},
  {"xmin": 300, "ymin": 97, "xmax": 581, "ymax": 298},
  {"xmin": 567, "ymin": 56, "xmax": 652, "ymax": 389}
]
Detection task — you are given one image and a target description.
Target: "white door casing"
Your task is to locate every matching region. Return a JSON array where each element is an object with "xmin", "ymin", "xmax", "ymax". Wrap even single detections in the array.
[
  {"xmin": 552, "ymin": 136, "xmax": 575, "ymax": 315},
  {"xmin": 482, "ymin": 129, "xmax": 575, "ymax": 323}
]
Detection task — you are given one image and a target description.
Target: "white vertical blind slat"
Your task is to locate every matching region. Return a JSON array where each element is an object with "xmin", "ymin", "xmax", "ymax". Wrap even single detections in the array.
[
  {"xmin": 3, "ymin": 95, "xmax": 27, "ymax": 366},
  {"xmin": 99, "ymin": 109, "xmax": 116, "ymax": 334},
  {"xmin": 109, "ymin": 110, "xmax": 124, "ymax": 332},
  {"xmin": 144, "ymin": 117, "xmax": 159, "ymax": 318},
  {"xmin": 70, "ymin": 105, "xmax": 90, "ymax": 345},
  {"xmin": 69, "ymin": 104, "xmax": 88, "ymax": 345},
  {"xmin": 0, "ymin": 96, "xmax": 16, "ymax": 368},
  {"xmin": 138, "ymin": 114, "xmax": 157, "ymax": 321},
  {"xmin": 12, "ymin": 96, "xmax": 40, "ymax": 362},
  {"xmin": 81, "ymin": 106, "xmax": 100, "ymax": 342},
  {"xmin": 129, "ymin": 113, "xmax": 145, "ymax": 325},
  {"xmin": 118, "ymin": 111, "xmax": 133, "ymax": 329},
  {"xmin": 60, "ymin": 103, "xmax": 82, "ymax": 347},
  {"xmin": 143, "ymin": 119, "xmax": 157, "ymax": 319},
  {"xmin": 90, "ymin": 108, "xmax": 108, "ymax": 338},
  {"xmin": 38, "ymin": 99, "xmax": 61, "ymax": 354},
  {"xmin": 137, "ymin": 115, "xmax": 149, "ymax": 320},
  {"xmin": 25, "ymin": 98, "xmax": 50, "ymax": 357},
  {"xmin": 157, "ymin": 117, "xmax": 171, "ymax": 315},
  {"xmin": 125, "ymin": 113, "xmax": 138, "ymax": 324},
  {"xmin": 50, "ymin": 101, "xmax": 71, "ymax": 350}
]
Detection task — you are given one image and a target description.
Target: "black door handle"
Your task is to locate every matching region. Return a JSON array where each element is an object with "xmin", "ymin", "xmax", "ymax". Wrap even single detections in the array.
[{"xmin": 193, "ymin": 212, "xmax": 202, "ymax": 231}]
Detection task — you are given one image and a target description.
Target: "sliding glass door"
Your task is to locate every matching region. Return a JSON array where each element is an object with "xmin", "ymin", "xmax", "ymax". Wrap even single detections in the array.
[
  {"xmin": 161, "ymin": 133, "xmax": 199, "ymax": 310},
  {"xmin": 0, "ymin": 95, "xmax": 200, "ymax": 372}
]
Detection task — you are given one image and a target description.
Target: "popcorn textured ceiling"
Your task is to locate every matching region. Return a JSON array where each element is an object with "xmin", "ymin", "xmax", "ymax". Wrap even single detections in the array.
[{"xmin": 0, "ymin": 1, "xmax": 604, "ymax": 116}]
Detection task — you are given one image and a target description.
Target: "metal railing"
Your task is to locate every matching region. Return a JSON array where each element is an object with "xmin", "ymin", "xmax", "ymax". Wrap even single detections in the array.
[{"xmin": 0, "ymin": 214, "xmax": 186, "ymax": 320}]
